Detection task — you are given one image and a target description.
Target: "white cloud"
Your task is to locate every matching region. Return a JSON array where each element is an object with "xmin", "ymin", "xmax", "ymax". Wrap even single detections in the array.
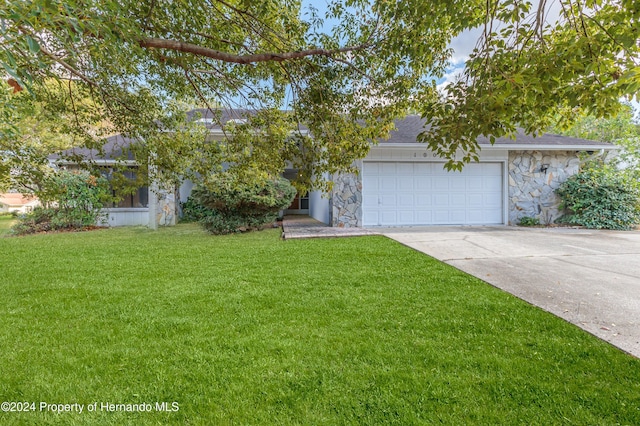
[
  {"xmin": 448, "ymin": 27, "xmax": 483, "ymax": 65},
  {"xmin": 436, "ymin": 65, "xmax": 464, "ymax": 92},
  {"xmin": 447, "ymin": 0, "xmax": 564, "ymax": 66}
]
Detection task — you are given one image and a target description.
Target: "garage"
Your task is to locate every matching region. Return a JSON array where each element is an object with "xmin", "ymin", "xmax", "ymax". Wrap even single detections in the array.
[{"xmin": 362, "ymin": 161, "xmax": 504, "ymax": 226}]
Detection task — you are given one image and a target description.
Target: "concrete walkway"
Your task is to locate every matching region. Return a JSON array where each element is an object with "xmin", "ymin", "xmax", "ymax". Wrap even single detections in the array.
[
  {"xmin": 281, "ymin": 215, "xmax": 377, "ymax": 239},
  {"xmin": 382, "ymin": 226, "xmax": 640, "ymax": 358}
]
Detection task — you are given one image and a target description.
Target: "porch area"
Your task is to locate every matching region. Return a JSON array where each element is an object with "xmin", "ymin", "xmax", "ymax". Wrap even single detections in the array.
[{"xmin": 281, "ymin": 215, "xmax": 377, "ymax": 239}]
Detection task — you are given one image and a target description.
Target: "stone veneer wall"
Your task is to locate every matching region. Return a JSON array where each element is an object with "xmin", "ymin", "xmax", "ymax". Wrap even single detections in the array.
[
  {"xmin": 509, "ymin": 150, "xmax": 580, "ymax": 225},
  {"xmin": 156, "ymin": 188, "xmax": 176, "ymax": 226},
  {"xmin": 331, "ymin": 160, "xmax": 363, "ymax": 227}
]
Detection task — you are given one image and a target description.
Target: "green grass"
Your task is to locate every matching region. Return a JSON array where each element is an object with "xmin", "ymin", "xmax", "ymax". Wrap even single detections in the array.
[
  {"xmin": 0, "ymin": 215, "xmax": 16, "ymax": 235},
  {"xmin": 1, "ymin": 224, "xmax": 639, "ymax": 425}
]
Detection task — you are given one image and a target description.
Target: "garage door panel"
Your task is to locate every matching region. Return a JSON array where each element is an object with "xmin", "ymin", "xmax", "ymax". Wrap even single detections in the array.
[
  {"xmin": 451, "ymin": 194, "xmax": 466, "ymax": 206},
  {"xmin": 381, "ymin": 163, "xmax": 398, "ymax": 174},
  {"xmin": 398, "ymin": 211, "xmax": 415, "ymax": 224},
  {"xmin": 481, "ymin": 163, "xmax": 500, "ymax": 173},
  {"xmin": 414, "ymin": 163, "xmax": 433, "ymax": 174},
  {"xmin": 485, "ymin": 193, "xmax": 503, "ymax": 207},
  {"xmin": 468, "ymin": 193, "xmax": 483, "ymax": 206},
  {"xmin": 364, "ymin": 162, "xmax": 380, "ymax": 175},
  {"xmin": 415, "ymin": 194, "xmax": 432, "ymax": 207},
  {"xmin": 483, "ymin": 175, "xmax": 502, "ymax": 188},
  {"xmin": 362, "ymin": 161, "xmax": 504, "ymax": 226},
  {"xmin": 415, "ymin": 211, "xmax": 432, "ymax": 223},
  {"xmin": 467, "ymin": 178, "xmax": 483, "ymax": 190},
  {"xmin": 396, "ymin": 163, "xmax": 414, "ymax": 175},
  {"xmin": 467, "ymin": 209, "xmax": 484, "ymax": 222},
  {"xmin": 380, "ymin": 178, "xmax": 397, "ymax": 190},
  {"xmin": 362, "ymin": 176, "xmax": 379, "ymax": 192},
  {"xmin": 380, "ymin": 194, "xmax": 396, "ymax": 206},
  {"xmin": 397, "ymin": 194, "xmax": 414, "ymax": 206},
  {"xmin": 433, "ymin": 193, "xmax": 449, "ymax": 207},
  {"xmin": 397, "ymin": 177, "xmax": 414, "ymax": 189},
  {"xmin": 450, "ymin": 210, "xmax": 466, "ymax": 223},
  {"xmin": 380, "ymin": 211, "xmax": 397, "ymax": 225},
  {"xmin": 363, "ymin": 211, "xmax": 379, "ymax": 224},
  {"xmin": 450, "ymin": 176, "xmax": 466, "ymax": 190},
  {"xmin": 414, "ymin": 177, "xmax": 432, "ymax": 190},
  {"xmin": 434, "ymin": 177, "xmax": 450, "ymax": 189},
  {"xmin": 433, "ymin": 210, "xmax": 450, "ymax": 223}
]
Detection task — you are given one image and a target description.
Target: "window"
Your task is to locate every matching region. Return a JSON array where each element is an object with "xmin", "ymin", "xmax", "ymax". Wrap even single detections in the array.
[
  {"xmin": 61, "ymin": 165, "xmax": 149, "ymax": 208},
  {"xmin": 92, "ymin": 167, "xmax": 149, "ymax": 208},
  {"xmin": 287, "ymin": 192, "xmax": 309, "ymax": 211},
  {"xmin": 107, "ymin": 169, "xmax": 149, "ymax": 208}
]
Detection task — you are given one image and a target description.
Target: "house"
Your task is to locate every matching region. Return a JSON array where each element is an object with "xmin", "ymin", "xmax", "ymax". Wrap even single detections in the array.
[
  {"xmin": 324, "ymin": 115, "xmax": 615, "ymax": 227},
  {"xmin": 49, "ymin": 109, "xmax": 311, "ymax": 228},
  {"xmin": 50, "ymin": 111, "xmax": 616, "ymax": 228},
  {"xmin": 49, "ymin": 134, "xmax": 158, "ymax": 227},
  {"xmin": 0, "ymin": 193, "xmax": 40, "ymax": 214}
]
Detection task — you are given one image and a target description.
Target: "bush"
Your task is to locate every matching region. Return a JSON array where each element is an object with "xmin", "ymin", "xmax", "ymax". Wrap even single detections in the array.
[
  {"xmin": 12, "ymin": 170, "xmax": 111, "ymax": 235},
  {"xmin": 556, "ymin": 164, "xmax": 640, "ymax": 230},
  {"xmin": 519, "ymin": 216, "xmax": 540, "ymax": 226},
  {"xmin": 180, "ymin": 196, "xmax": 218, "ymax": 223},
  {"xmin": 190, "ymin": 173, "xmax": 296, "ymax": 234},
  {"xmin": 10, "ymin": 208, "xmax": 55, "ymax": 235}
]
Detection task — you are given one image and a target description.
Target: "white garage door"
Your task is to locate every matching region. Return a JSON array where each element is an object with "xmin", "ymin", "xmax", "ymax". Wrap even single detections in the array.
[{"xmin": 362, "ymin": 162, "xmax": 503, "ymax": 226}]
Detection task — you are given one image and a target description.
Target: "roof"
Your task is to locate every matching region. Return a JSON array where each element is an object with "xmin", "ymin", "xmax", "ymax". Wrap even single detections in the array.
[
  {"xmin": 383, "ymin": 115, "xmax": 615, "ymax": 150},
  {"xmin": 50, "ymin": 108, "xmax": 307, "ymax": 163},
  {"xmin": 0, "ymin": 193, "xmax": 39, "ymax": 207},
  {"xmin": 50, "ymin": 111, "xmax": 615, "ymax": 163},
  {"xmin": 185, "ymin": 108, "xmax": 257, "ymax": 130},
  {"xmin": 186, "ymin": 108, "xmax": 308, "ymax": 132},
  {"xmin": 50, "ymin": 134, "xmax": 139, "ymax": 163}
]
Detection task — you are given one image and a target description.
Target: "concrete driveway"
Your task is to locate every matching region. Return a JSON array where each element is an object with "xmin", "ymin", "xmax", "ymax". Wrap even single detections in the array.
[{"xmin": 381, "ymin": 226, "xmax": 640, "ymax": 358}]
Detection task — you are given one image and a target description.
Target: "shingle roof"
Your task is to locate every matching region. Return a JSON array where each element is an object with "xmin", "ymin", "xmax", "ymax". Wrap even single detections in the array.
[
  {"xmin": 385, "ymin": 114, "xmax": 614, "ymax": 148},
  {"xmin": 50, "ymin": 111, "xmax": 615, "ymax": 163},
  {"xmin": 50, "ymin": 134, "xmax": 138, "ymax": 162},
  {"xmin": 50, "ymin": 108, "xmax": 306, "ymax": 162}
]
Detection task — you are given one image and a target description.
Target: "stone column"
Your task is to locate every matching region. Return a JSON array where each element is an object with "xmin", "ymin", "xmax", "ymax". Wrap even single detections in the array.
[{"xmin": 331, "ymin": 160, "xmax": 363, "ymax": 228}]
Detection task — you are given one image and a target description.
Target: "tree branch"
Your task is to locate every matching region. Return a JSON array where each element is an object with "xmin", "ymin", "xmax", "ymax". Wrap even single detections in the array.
[{"xmin": 138, "ymin": 38, "xmax": 370, "ymax": 64}]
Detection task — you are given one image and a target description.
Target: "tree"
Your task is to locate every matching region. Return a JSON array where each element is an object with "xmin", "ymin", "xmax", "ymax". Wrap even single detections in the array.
[
  {"xmin": 1, "ymin": 0, "xmax": 639, "ymax": 190},
  {"xmin": 549, "ymin": 103, "xmax": 639, "ymax": 178},
  {"xmin": 549, "ymin": 103, "xmax": 638, "ymax": 143}
]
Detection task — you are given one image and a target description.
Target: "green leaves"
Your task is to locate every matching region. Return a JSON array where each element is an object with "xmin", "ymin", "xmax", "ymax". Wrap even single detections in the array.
[
  {"xmin": 25, "ymin": 35, "xmax": 39, "ymax": 53},
  {"xmin": 191, "ymin": 173, "xmax": 297, "ymax": 234},
  {"xmin": 1, "ymin": 0, "xmax": 638, "ymax": 189},
  {"xmin": 556, "ymin": 163, "xmax": 640, "ymax": 230},
  {"xmin": 419, "ymin": 0, "xmax": 640, "ymax": 168}
]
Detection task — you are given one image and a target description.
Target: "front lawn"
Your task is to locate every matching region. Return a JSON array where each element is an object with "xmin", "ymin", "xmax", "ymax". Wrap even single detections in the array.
[
  {"xmin": 0, "ymin": 215, "xmax": 15, "ymax": 235},
  {"xmin": 1, "ymin": 224, "xmax": 639, "ymax": 425}
]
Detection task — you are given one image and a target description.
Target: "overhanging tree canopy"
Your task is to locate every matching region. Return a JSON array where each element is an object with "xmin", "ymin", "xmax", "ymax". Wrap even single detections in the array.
[{"xmin": 1, "ymin": 0, "xmax": 638, "ymax": 191}]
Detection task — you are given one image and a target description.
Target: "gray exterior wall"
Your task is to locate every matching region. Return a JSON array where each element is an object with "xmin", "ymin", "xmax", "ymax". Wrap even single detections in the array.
[
  {"xmin": 309, "ymin": 188, "xmax": 330, "ymax": 225},
  {"xmin": 99, "ymin": 208, "xmax": 150, "ymax": 227},
  {"xmin": 508, "ymin": 150, "xmax": 580, "ymax": 225}
]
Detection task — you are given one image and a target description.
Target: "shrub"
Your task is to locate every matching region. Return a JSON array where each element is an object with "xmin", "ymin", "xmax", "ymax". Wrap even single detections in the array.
[
  {"xmin": 10, "ymin": 207, "xmax": 55, "ymax": 235},
  {"xmin": 180, "ymin": 195, "xmax": 218, "ymax": 223},
  {"xmin": 12, "ymin": 170, "xmax": 111, "ymax": 235},
  {"xmin": 191, "ymin": 173, "xmax": 296, "ymax": 234},
  {"xmin": 519, "ymin": 216, "xmax": 540, "ymax": 226},
  {"xmin": 556, "ymin": 164, "xmax": 640, "ymax": 230}
]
